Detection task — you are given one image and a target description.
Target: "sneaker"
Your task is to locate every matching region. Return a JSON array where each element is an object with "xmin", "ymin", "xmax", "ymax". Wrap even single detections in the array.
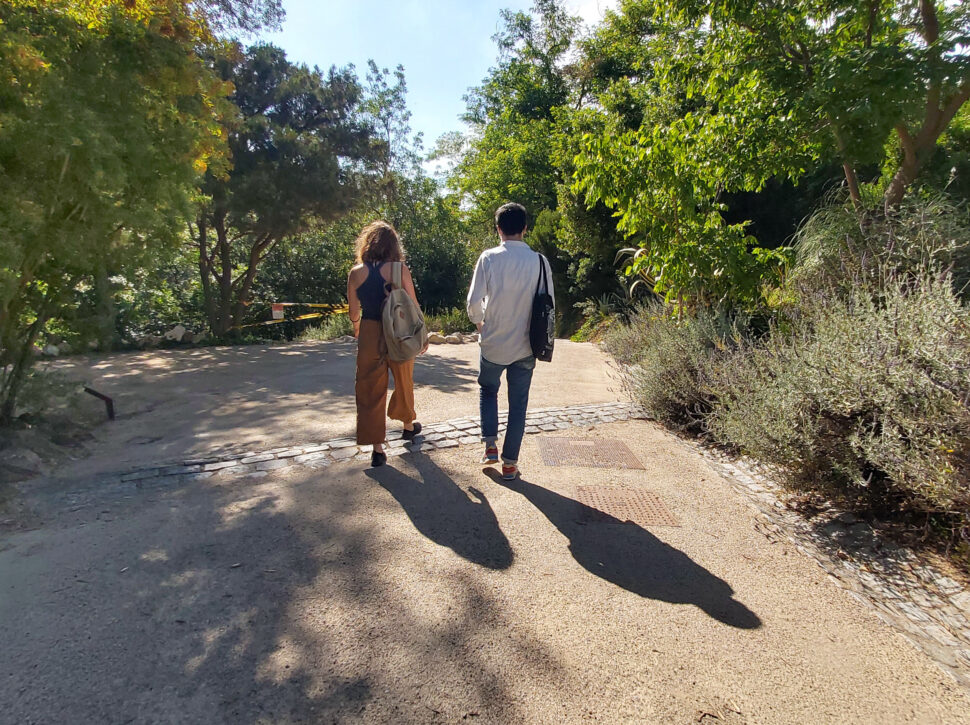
[
  {"xmin": 402, "ymin": 422, "xmax": 422, "ymax": 441},
  {"xmin": 371, "ymin": 451, "xmax": 387, "ymax": 467},
  {"xmin": 501, "ymin": 464, "xmax": 518, "ymax": 480},
  {"xmin": 480, "ymin": 446, "xmax": 499, "ymax": 465}
]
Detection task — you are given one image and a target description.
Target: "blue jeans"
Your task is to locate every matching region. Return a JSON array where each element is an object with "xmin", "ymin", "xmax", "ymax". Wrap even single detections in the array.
[{"xmin": 478, "ymin": 354, "xmax": 536, "ymax": 464}]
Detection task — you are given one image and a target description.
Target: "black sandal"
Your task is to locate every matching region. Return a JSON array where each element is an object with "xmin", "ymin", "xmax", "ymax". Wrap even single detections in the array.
[
  {"xmin": 371, "ymin": 451, "xmax": 387, "ymax": 467},
  {"xmin": 401, "ymin": 422, "xmax": 422, "ymax": 441}
]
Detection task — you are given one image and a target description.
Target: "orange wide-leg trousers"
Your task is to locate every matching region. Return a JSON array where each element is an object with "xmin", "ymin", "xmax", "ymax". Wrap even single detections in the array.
[{"xmin": 355, "ymin": 319, "xmax": 416, "ymax": 445}]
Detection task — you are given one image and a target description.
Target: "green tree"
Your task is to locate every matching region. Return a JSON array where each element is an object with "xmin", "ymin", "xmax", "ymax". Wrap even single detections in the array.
[
  {"xmin": 573, "ymin": 0, "xmax": 970, "ymax": 307},
  {"xmin": 456, "ymin": 0, "xmax": 578, "ymax": 228},
  {"xmin": 362, "ymin": 61, "xmax": 424, "ymax": 214},
  {"xmin": 453, "ymin": 0, "xmax": 626, "ymax": 330},
  {"xmin": 193, "ymin": 44, "xmax": 378, "ymax": 336},
  {"xmin": 0, "ymin": 1, "xmax": 232, "ymax": 422}
]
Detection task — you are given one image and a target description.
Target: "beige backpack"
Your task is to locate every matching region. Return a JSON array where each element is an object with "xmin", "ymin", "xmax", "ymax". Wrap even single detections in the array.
[{"xmin": 382, "ymin": 262, "xmax": 428, "ymax": 362}]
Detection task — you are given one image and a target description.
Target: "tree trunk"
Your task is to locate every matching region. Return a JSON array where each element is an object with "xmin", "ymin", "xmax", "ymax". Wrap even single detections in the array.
[
  {"xmin": 216, "ymin": 215, "xmax": 233, "ymax": 336},
  {"xmin": 196, "ymin": 219, "xmax": 219, "ymax": 337},
  {"xmin": 230, "ymin": 235, "xmax": 274, "ymax": 329},
  {"xmin": 0, "ymin": 292, "xmax": 53, "ymax": 424},
  {"xmin": 830, "ymin": 123, "xmax": 862, "ymax": 208},
  {"xmin": 93, "ymin": 260, "xmax": 115, "ymax": 351},
  {"xmin": 883, "ymin": 154, "xmax": 920, "ymax": 210},
  {"xmin": 881, "ymin": 1, "xmax": 970, "ymax": 209},
  {"xmin": 841, "ymin": 163, "xmax": 863, "ymax": 209}
]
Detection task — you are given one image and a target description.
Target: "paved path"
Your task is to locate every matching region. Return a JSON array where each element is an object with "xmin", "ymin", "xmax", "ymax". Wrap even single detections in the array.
[
  {"xmin": 3, "ymin": 420, "xmax": 970, "ymax": 723},
  {"xmin": 46, "ymin": 339, "xmax": 620, "ymax": 481}
]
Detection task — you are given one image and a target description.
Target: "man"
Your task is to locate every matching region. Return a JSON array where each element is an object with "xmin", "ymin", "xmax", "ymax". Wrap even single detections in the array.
[{"xmin": 467, "ymin": 202, "xmax": 555, "ymax": 480}]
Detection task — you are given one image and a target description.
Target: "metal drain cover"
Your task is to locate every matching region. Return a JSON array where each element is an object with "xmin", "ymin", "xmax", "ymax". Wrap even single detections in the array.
[
  {"xmin": 537, "ymin": 437, "xmax": 644, "ymax": 469},
  {"xmin": 576, "ymin": 486, "xmax": 679, "ymax": 527}
]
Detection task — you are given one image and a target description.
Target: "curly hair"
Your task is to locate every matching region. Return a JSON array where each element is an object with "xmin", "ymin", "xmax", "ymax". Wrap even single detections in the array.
[{"xmin": 354, "ymin": 221, "xmax": 404, "ymax": 264}]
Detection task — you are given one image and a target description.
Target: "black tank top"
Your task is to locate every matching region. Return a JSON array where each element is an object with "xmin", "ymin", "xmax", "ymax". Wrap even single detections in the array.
[{"xmin": 357, "ymin": 262, "xmax": 390, "ymax": 321}]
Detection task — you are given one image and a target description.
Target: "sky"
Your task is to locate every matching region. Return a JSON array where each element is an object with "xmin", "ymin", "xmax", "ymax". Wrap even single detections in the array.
[{"xmin": 263, "ymin": 0, "xmax": 617, "ymax": 150}]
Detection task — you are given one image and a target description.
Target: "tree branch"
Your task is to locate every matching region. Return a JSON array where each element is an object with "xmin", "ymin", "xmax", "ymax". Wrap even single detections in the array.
[
  {"xmin": 865, "ymin": 0, "xmax": 877, "ymax": 49},
  {"xmin": 919, "ymin": 0, "xmax": 940, "ymax": 46}
]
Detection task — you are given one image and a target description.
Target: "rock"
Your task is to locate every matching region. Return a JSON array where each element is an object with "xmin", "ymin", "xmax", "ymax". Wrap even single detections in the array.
[
  {"xmin": 462, "ymin": 333, "xmax": 479, "ymax": 343},
  {"xmin": 428, "ymin": 333, "xmax": 447, "ymax": 344},
  {"xmin": 338, "ymin": 335, "xmax": 357, "ymax": 343},
  {"xmin": 138, "ymin": 335, "xmax": 163, "ymax": 349},
  {"xmin": 0, "ymin": 447, "xmax": 45, "ymax": 483},
  {"xmin": 164, "ymin": 324, "xmax": 186, "ymax": 342},
  {"xmin": 189, "ymin": 332, "xmax": 207, "ymax": 344},
  {"xmin": 42, "ymin": 344, "xmax": 59, "ymax": 357},
  {"xmin": 57, "ymin": 342, "xmax": 72, "ymax": 355},
  {"xmin": 87, "ymin": 340, "xmax": 100, "ymax": 351},
  {"xmin": 445, "ymin": 333, "xmax": 462, "ymax": 344}
]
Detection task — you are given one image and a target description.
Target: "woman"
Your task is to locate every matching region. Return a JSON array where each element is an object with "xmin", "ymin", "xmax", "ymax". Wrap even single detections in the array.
[{"xmin": 347, "ymin": 221, "xmax": 425, "ymax": 467}]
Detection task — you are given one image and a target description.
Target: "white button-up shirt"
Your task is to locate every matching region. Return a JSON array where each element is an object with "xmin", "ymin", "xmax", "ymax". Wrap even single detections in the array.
[{"xmin": 466, "ymin": 240, "xmax": 555, "ymax": 365}]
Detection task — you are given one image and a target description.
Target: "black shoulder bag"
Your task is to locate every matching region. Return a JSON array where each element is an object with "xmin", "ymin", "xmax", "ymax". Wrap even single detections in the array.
[{"xmin": 529, "ymin": 254, "xmax": 555, "ymax": 362}]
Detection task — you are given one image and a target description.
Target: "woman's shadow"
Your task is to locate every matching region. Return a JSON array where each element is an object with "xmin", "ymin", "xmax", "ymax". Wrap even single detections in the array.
[
  {"xmin": 365, "ymin": 454, "xmax": 514, "ymax": 570},
  {"xmin": 487, "ymin": 471, "xmax": 761, "ymax": 629}
]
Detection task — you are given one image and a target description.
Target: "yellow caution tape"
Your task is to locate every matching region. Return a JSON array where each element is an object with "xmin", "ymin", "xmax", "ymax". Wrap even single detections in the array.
[{"xmin": 233, "ymin": 304, "xmax": 348, "ymax": 330}]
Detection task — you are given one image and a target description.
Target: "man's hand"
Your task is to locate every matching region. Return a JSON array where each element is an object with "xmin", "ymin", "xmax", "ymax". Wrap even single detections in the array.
[
  {"xmin": 476, "ymin": 322, "xmax": 483, "ymax": 334},
  {"xmin": 419, "ymin": 342, "xmax": 429, "ymax": 355}
]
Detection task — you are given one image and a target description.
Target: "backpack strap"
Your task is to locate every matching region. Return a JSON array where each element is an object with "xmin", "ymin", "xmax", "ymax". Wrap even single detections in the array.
[{"xmin": 392, "ymin": 261, "xmax": 403, "ymax": 290}]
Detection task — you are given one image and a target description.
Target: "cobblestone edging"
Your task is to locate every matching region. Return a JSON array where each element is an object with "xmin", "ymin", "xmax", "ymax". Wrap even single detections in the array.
[
  {"xmin": 89, "ymin": 401, "xmax": 641, "ymax": 490},
  {"xmin": 677, "ymin": 438, "xmax": 970, "ymax": 690}
]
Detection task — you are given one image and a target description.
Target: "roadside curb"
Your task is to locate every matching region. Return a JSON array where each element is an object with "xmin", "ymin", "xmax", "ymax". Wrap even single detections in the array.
[{"xmin": 51, "ymin": 401, "xmax": 643, "ymax": 504}]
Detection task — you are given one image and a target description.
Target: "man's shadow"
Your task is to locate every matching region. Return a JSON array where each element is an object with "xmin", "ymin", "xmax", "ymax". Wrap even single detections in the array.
[
  {"xmin": 487, "ymin": 471, "xmax": 761, "ymax": 629},
  {"xmin": 366, "ymin": 455, "xmax": 513, "ymax": 570}
]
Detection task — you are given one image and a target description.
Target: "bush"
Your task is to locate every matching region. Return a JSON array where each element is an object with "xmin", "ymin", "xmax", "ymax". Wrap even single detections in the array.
[
  {"xmin": 299, "ymin": 313, "xmax": 353, "ymax": 341},
  {"xmin": 424, "ymin": 308, "xmax": 475, "ymax": 335},
  {"xmin": 709, "ymin": 267, "xmax": 970, "ymax": 517},
  {"xmin": 791, "ymin": 194, "xmax": 970, "ymax": 301},
  {"xmin": 603, "ymin": 302, "xmax": 736, "ymax": 431}
]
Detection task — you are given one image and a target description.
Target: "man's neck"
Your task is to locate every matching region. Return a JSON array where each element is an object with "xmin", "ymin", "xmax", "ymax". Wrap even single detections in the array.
[{"xmin": 499, "ymin": 235, "xmax": 524, "ymax": 243}]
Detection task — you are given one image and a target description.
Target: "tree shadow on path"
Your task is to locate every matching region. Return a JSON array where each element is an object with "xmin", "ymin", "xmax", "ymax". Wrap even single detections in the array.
[
  {"xmin": 487, "ymin": 471, "xmax": 761, "ymax": 629},
  {"xmin": 366, "ymin": 454, "xmax": 514, "ymax": 570}
]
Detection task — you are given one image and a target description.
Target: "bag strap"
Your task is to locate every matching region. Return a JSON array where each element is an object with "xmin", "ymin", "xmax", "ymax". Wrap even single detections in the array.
[
  {"xmin": 392, "ymin": 261, "xmax": 403, "ymax": 290},
  {"xmin": 536, "ymin": 254, "xmax": 549, "ymax": 294}
]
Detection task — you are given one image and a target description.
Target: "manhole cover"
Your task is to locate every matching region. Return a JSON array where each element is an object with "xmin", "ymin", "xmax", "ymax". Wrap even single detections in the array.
[
  {"xmin": 537, "ymin": 437, "xmax": 644, "ymax": 469},
  {"xmin": 576, "ymin": 486, "xmax": 679, "ymax": 527}
]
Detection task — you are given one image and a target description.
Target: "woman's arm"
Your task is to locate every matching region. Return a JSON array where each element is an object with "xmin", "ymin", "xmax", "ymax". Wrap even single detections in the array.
[{"xmin": 347, "ymin": 266, "xmax": 362, "ymax": 338}]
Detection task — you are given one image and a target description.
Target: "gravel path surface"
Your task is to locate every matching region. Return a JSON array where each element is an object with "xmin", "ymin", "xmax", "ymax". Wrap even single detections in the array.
[{"xmin": 3, "ymin": 421, "xmax": 968, "ymax": 724}]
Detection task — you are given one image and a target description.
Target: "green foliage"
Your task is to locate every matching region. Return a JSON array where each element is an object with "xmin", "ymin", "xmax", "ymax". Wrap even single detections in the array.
[
  {"xmin": 607, "ymin": 201, "xmax": 970, "ymax": 551},
  {"xmin": 456, "ymin": 0, "xmax": 578, "ymax": 229},
  {"xmin": 709, "ymin": 267, "xmax": 970, "ymax": 518},
  {"xmin": 790, "ymin": 194, "xmax": 970, "ymax": 299},
  {"xmin": 391, "ymin": 175, "xmax": 473, "ymax": 311},
  {"xmin": 0, "ymin": 1, "xmax": 231, "ymax": 421},
  {"xmin": 603, "ymin": 302, "xmax": 735, "ymax": 431},
  {"xmin": 424, "ymin": 308, "xmax": 475, "ymax": 335},
  {"xmin": 300, "ymin": 313, "xmax": 352, "ymax": 341},
  {"xmin": 911, "ymin": 106, "xmax": 970, "ymax": 205},
  {"xmin": 572, "ymin": 0, "xmax": 970, "ymax": 306},
  {"xmin": 195, "ymin": 43, "xmax": 378, "ymax": 336},
  {"xmin": 252, "ymin": 220, "xmax": 356, "ymax": 310}
]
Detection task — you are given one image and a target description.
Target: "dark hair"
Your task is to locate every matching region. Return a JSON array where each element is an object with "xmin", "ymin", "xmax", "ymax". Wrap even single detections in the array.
[
  {"xmin": 495, "ymin": 203, "xmax": 527, "ymax": 236},
  {"xmin": 354, "ymin": 221, "xmax": 404, "ymax": 264}
]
